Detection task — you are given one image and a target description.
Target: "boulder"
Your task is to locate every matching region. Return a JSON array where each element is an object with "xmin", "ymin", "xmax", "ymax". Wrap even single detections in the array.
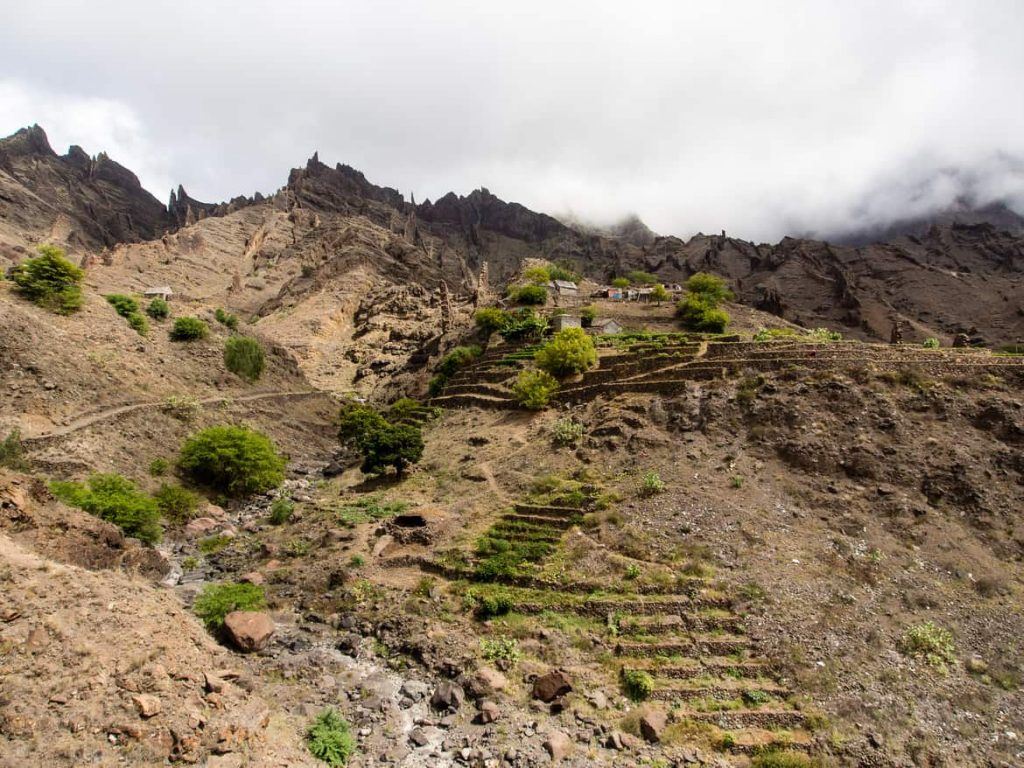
[
  {"xmin": 639, "ymin": 707, "xmax": 667, "ymax": 743},
  {"xmin": 459, "ymin": 667, "xmax": 508, "ymax": 699},
  {"xmin": 543, "ymin": 730, "xmax": 573, "ymax": 761},
  {"xmin": 429, "ymin": 681, "xmax": 465, "ymax": 712},
  {"xmin": 532, "ymin": 669, "xmax": 572, "ymax": 703},
  {"xmin": 223, "ymin": 611, "xmax": 275, "ymax": 653},
  {"xmin": 475, "ymin": 700, "xmax": 501, "ymax": 724},
  {"xmin": 184, "ymin": 517, "xmax": 220, "ymax": 538},
  {"xmin": 132, "ymin": 694, "xmax": 161, "ymax": 718}
]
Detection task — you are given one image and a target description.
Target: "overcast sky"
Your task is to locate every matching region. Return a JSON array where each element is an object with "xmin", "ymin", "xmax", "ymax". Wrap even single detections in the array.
[{"xmin": 2, "ymin": 0, "xmax": 1023, "ymax": 242}]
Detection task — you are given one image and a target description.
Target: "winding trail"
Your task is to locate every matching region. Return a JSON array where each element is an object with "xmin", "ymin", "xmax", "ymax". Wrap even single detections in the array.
[{"xmin": 23, "ymin": 389, "xmax": 327, "ymax": 444}]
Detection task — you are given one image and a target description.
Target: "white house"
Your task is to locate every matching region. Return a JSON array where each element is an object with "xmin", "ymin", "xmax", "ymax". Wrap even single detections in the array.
[
  {"xmin": 550, "ymin": 314, "xmax": 582, "ymax": 332},
  {"xmin": 144, "ymin": 286, "xmax": 173, "ymax": 301}
]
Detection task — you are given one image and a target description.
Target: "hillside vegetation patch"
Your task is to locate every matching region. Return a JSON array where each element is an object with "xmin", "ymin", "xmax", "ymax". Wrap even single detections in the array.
[
  {"xmin": 51, "ymin": 474, "xmax": 162, "ymax": 544},
  {"xmin": 179, "ymin": 425, "xmax": 286, "ymax": 496},
  {"xmin": 170, "ymin": 316, "xmax": 209, "ymax": 341},
  {"xmin": 10, "ymin": 244, "xmax": 84, "ymax": 314},
  {"xmin": 193, "ymin": 581, "xmax": 266, "ymax": 630},
  {"xmin": 224, "ymin": 335, "xmax": 266, "ymax": 382}
]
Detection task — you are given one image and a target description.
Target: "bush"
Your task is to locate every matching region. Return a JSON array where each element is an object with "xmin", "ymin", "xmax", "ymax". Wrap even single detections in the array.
[
  {"xmin": 552, "ymin": 418, "xmax": 584, "ymax": 446},
  {"xmin": 523, "ymin": 265, "xmax": 551, "ymax": 285},
  {"xmin": 474, "ymin": 307, "xmax": 510, "ymax": 336},
  {"xmin": 480, "ymin": 636, "xmax": 522, "ymax": 665},
  {"xmin": 146, "ymin": 298, "xmax": 169, "ymax": 319},
  {"xmin": 51, "ymin": 474, "xmax": 162, "ymax": 544},
  {"xmin": 307, "ymin": 708, "xmax": 356, "ymax": 767},
  {"xmin": 0, "ymin": 429, "xmax": 29, "ymax": 471},
  {"xmin": 387, "ymin": 398, "xmax": 440, "ymax": 427},
  {"xmin": 499, "ymin": 309, "xmax": 549, "ymax": 342},
  {"xmin": 179, "ymin": 425, "xmax": 285, "ymax": 496},
  {"xmin": 154, "ymin": 483, "xmax": 201, "ymax": 523},
  {"xmin": 548, "ymin": 263, "xmax": 579, "ymax": 282},
  {"xmin": 105, "ymin": 294, "xmax": 139, "ymax": 317},
  {"xmin": 126, "ymin": 312, "xmax": 149, "ymax": 335},
  {"xmin": 193, "ymin": 582, "xmax": 266, "ymax": 631},
  {"xmin": 627, "ymin": 270, "xmax": 659, "ymax": 285},
  {"xmin": 638, "ymin": 471, "xmax": 665, "ymax": 497},
  {"xmin": 269, "ymin": 497, "xmax": 294, "ymax": 525},
  {"xmin": 900, "ymin": 621, "xmax": 956, "ymax": 670},
  {"xmin": 437, "ymin": 345, "xmax": 482, "ymax": 378},
  {"xmin": 512, "ymin": 369, "xmax": 559, "ymax": 409},
  {"xmin": 358, "ymin": 422, "xmax": 423, "ymax": 476},
  {"xmin": 650, "ymin": 284, "xmax": 670, "ymax": 304},
  {"xmin": 580, "ymin": 305, "xmax": 596, "ymax": 327},
  {"xmin": 808, "ymin": 327, "xmax": 842, "ymax": 342},
  {"xmin": 686, "ymin": 272, "xmax": 734, "ymax": 303},
  {"xmin": 473, "ymin": 592, "xmax": 513, "ymax": 619},
  {"xmin": 9, "ymin": 244, "xmax": 84, "ymax": 314},
  {"xmin": 223, "ymin": 335, "xmax": 265, "ymax": 382},
  {"xmin": 535, "ymin": 327, "xmax": 598, "ymax": 378},
  {"xmin": 751, "ymin": 752, "xmax": 815, "ymax": 768},
  {"xmin": 611, "ymin": 277, "xmax": 630, "ymax": 288},
  {"xmin": 148, "ymin": 457, "xmax": 169, "ymax": 476},
  {"xmin": 621, "ymin": 668, "xmax": 654, "ymax": 701},
  {"xmin": 923, "ymin": 337, "xmax": 940, "ymax": 349},
  {"xmin": 170, "ymin": 316, "xmax": 209, "ymax": 341},
  {"xmin": 676, "ymin": 295, "xmax": 730, "ymax": 333},
  {"xmin": 214, "ymin": 308, "xmax": 239, "ymax": 330},
  {"xmin": 510, "ymin": 284, "xmax": 547, "ymax": 305}
]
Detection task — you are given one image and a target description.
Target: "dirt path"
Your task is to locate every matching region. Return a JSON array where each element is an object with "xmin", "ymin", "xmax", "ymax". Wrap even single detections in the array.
[{"xmin": 23, "ymin": 389, "xmax": 327, "ymax": 444}]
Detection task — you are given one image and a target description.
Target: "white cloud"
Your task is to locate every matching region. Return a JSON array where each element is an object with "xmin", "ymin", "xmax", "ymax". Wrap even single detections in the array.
[{"xmin": 1, "ymin": 0, "xmax": 1022, "ymax": 240}]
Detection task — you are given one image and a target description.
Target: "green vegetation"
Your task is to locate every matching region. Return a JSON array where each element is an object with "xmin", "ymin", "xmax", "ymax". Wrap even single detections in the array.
[
  {"xmin": 676, "ymin": 272, "xmax": 733, "ymax": 333},
  {"xmin": 105, "ymin": 294, "xmax": 149, "ymax": 335},
  {"xmin": 338, "ymin": 402, "xmax": 424, "ymax": 476},
  {"xmin": 192, "ymin": 581, "xmax": 266, "ymax": 630},
  {"xmin": 509, "ymin": 284, "xmax": 547, "ymax": 305},
  {"xmin": 214, "ymin": 307, "xmax": 239, "ymax": 330},
  {"xmin": 535, "ymin": 327, "xmax": 598, "ymax": 378},
  {"xmin": 900, "ymin": 621, "xmax": 956, "ymax": 670},
  {"xmin": 580, "ymin": 304, "xmax": 596, "ymax": 327},
  {"xmin": 552, "ymin": 418, "xmax": 584, "ymax": 447},
  {"xmin": 269, "ymin": 497, "xmax": 295, "ymax": 525},
  {"xmin": 650, "ymin": 284, "xmax": 670, "ymax": 304},
  {"xmin": 199, "ymin": 533, "xmax": 232, "ymax": 554},
  {"xmin": 154, "ymin": 483, "xmax": 201, "ymax": 523},
  {"xmin": 923, "ymin": 337, "xmax": 940, "ymax": 349},
  {"xmin": 512, "ymin": 369, "xmax": 559, "ymax": 409},
  {"xmin": 753, "ymin": 326, "xmax": 841, "ymax": 342},
  {"xmin": 499, "ymin": 309, "xmax": 549, "ymax": 342},
  {"xmin": 170, "ymin": 316, "xmax": 209, "ymax": 341},
  {"xmin": 611, "ymin": 277, "xmax": 630, "ymax": 289},
  {"xmin": 179, "ymin": 425, "xmax": 286, "ymax": 496},
  {"xmin": 148, "ymin": 457, "xmax": 169, "ymax": 476},
  {"xmin": 480, "ymin": 636, "xmax": 522, "ymax": 665},
  {"xmin": 0, "ymin": 429, "xmax": 29, "ymax": 471},
  {"xmin": 386, "ymin": 398, "xmax": 441, "ymax": 427},
  {"xmin": 621, "ymin": 668, "xmax": 654, "ymax": 701},
  {"xmin": 145, "ymin": 297, "xmax": 169, "ymax": 320},
  {"xmin": 336, "ymin": 496, "xmax": 410, "ymax": 526},
  {"xmin": 9, "ymin": 244, "xmax": 84, "ymax": 314},
  {"xmin": 638, "ymin": 471, "xmax": 666, "ymax": 497},
  {"xmin": 429, "ymin": 345, "xmax": 482, "ymax": 396},
  {"xmin": 306, "ymin": 708, "xmax": 356, "ymax": 767},
  {"xmin": 686, "ymin": 272, "xmax": 734, "ymax": 303},
  {"xmin": 523, "ymin": 265, "xmax": 551, "ymax": 285},
  {"xmin": 472, "ymin": 591, "xmax": 513, "ymax": 619},
  {"xmin": 51, "ymin": 474, "xmax": 162, "ymax": 544},
  {"xmin": 349, "ymin": 554, "xmax": 365, "ymax": 567},
  {"xmin": 730, "ymin": 475, "xmax": 744, "ymax": 489},
  {"xmin": 751, "ymin": 751, "xmax": 816, "ymax": 768},
  {"xmin": 223, "ymin": 335, "xmax": 266, "ymax": 382},
  {"xmin": 474, "ymin": 307, "xmax": 510, "ymax": 336}
]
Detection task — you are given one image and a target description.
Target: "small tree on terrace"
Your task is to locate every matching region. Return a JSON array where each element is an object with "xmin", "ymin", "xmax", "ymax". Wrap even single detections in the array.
[
  {"xmin": 535, "ymin": 327, "xmax": 598, "ymax": 378},
  {"xmin": 611, "ymin": 277, "xmax": 630, "ymax": 289},
  {"xmin": 651, "ymin": 284, "xmax": 669, "ymax": 305},
  {"xmin": 686, "ymin": 272, "xmax": 734, "ymax": 304},
  {"xmin": 474, "ymin": 307, "xmax": 509, "ymax": 337}
]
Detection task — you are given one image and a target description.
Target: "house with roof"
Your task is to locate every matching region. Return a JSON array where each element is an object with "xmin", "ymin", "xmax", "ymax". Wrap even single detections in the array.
[
  {"xmin": 547, "ymin": 279, "xmax": 580, "ymax": 306},
  {"xmin": 143, "ymin": 286, "xmax": 173, "ymax": 301},
  {"xmin": 550, "ymin": 314, "xmax": 582, "ymax": 332},
  {"xmin": 589, "ymin": 318, "xmax": 623, "ymax": 335}
]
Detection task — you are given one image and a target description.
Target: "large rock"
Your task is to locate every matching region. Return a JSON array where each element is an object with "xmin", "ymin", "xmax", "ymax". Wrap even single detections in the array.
[
  {"xmin": 459, "ymin": 667, "xmax": 508, "ymax": 700},
  {"xmin": 429, "ymin": 681, "xmax": 465, "ymax": 712},
  {"xmin": 223, "ymin": 611, "xmax": 275, "ymax": 652},
  {"xmin": 132, "ymin": 694, "xmax": 161, "ymax": 718},
  {"xmin": 639, "ymin": 707, "xmax": 667, "ymax": 743},
  {"xmin": 532, "ymin": 669, "xmax": 572, "ymax": 703},
  {"xmin": 543, "ymin": 730, "xmax": 573, "ymax": 761}
]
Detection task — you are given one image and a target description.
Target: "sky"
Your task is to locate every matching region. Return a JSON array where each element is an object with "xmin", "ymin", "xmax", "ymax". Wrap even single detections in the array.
[{"xmin": 2, "ymin": 0, "xmax": 1023, "ymax": 242}]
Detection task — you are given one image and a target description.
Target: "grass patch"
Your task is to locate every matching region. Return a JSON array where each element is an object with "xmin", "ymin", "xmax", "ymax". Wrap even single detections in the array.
[{"xmin": 336, "ymin": 496, "xmax": 409, "ymax": 526}]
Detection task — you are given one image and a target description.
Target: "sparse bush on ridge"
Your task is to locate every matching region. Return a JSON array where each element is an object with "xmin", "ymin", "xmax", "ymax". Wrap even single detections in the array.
[
  {"xmin": 179, "ymin": 425, "xmax": 285, "ymax": 496},
  {"xmin": 170, "ymin": 316, "xmax": 209, "ymax": 341},
  {"xmin": 224, "ymin": 335, "xmax": 265, "ymax": 382},
  {"xmin": 51, "ymin": 474, "xmax": 162, "ymax": 544},
  {"xmin": 146, "ymin": 297, "xmax": 169, "ymax": 319},
  {"xmin": 10, "ymin": 244, "xmax": 84, "ymax": 314}
]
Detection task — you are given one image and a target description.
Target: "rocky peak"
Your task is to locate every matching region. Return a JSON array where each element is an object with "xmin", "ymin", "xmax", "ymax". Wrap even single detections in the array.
[
  {"xmin": 0, "ymin": 124, "xmax": 55, "ymax": 158},
  {"xmin": 417, "ymin": 187, "xmax": 568, "ymax": 243}
]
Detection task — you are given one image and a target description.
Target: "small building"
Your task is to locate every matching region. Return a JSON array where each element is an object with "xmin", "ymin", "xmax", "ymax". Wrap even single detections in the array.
[
  {"xmin": 546, "ymin": 279, "xmax": 580, "ymax": 307},
  {"xmin": 550, "ymin": 314, "xmax": 582, "ymax": 332},
  {"xmin": 589, "ymin": 318, "xmax": 623, "ymax": 335},
  {"xmin": 144, "ymin": 286, "xmax": 173, "ymax": 301},
  {"xmin": 601, "ymin": 287, "xmax": 624, "ymax": 300},
  {"xmin": 667, "ymin": 283, "xmax": 683, "ymax": 293},
  {"xmin": 636, "ymin": 287, "xmax": 654, "ymax": 303}
]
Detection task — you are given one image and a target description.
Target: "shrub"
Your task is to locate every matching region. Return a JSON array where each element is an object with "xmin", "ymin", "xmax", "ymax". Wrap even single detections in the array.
[
  {"xmin": 0, "ymin": 429, "xmax": 29, "ymax": 471},
  {"xmin": 535, "ymin": 327, "xmax": 597, "ymax": 378},
  {"xmin": 523, "ymin": 265, "xmax": 551, "ymax": 285},
  {"xmin": 126, "ymin": 312, "xmax": 149, "ymax": 335},
  {"xmin": 611, "ymin": 277, "xmax": 630, "ymax": 288},
  {"xmin": 621, "ymin": 669, "xmax": 654, "ymax": 701},
  {"xmin": 900, "ymin": 621, "xmax": 956, "ymax": 670},
  {"xmin": 676, "ymin": 295, "xmax": 730, "ymax": 333},
  {"xmin": 638, "ymin": 471, "xmax": 665, "ymax": 497},
  {"xmin": 170, "ymin": 316, "xmax": 209, "ymax": 341},
  {"xmin": 923, "ymin": 337, "xmax": 940, "ymax": 349},
  {"xmin": 650, "ymin": 284, "xmax": 670, "ymax": 304},
  {"xmin": 192, "ymin": 582, "xmax": 266, "ymax": 630},
  {"xmin": 751, "ymin": 751, "xmax": 815, "ymax": 768},
  {"xmin": 499, "ymin": 309, "xmax": 548, "ymax": 342},
  {"xmin": 808, "ymin": 327, "xmax": 842, "ymax": 342},
  {"xmin": 512, "ymin": 369, "xmax": 559, "ymax": 409},
  {"xmin": 105, "ymin": 294, "xmax": 139, "ymax": 317},
  {"xmin": 9, "ymin": 244, "xmax": 84, "ymax": 314},
  {"xmin": 162, "ymin": 394, "xmax": 202, "ymax": 421},
  {"xmin": 480, "ymin": 636, "xmax": 522, "ymax": 665},
  {"xmin": 552, "ymin": 418, "xmax": 584, "ymax": 447},
  {"xmin": 154, "ymin": 483, "xmax": 201, "ymax": 523},
  {"xmin": 387, "ymin": 398, "xmax": 440, "ymax": 426},
  {"xmin": 627, "ymin": 270, "xmax": 659, "ymax": 285},
  {"xmin": 51, "ymin": 474, "xmax": 162, "ymax": 544},
  {"xmin": 510, "ymin": 284, "xmax": 547, "ymax": 305},
  {"xmin": 474, "ymin": 307, "xmax": 510, "ymax": 336},
  {"xmin": 269, "ymin": 497, "xmax": 295, "ymax": 525},
  {"xmin": 146, "ymin": 298, "xmax": 169, "ymax": 319},
  {"xmin": 307, "ymin": 708, "xmax": 356, "ymax": 767},
  {"xmin": 338, "ymin": 402, "xmax": 389, "ymax": 445},
  {"xmin": 179, "ymin": 425, "xmax": 285, "ymax": 496},
  {"xmin": 437, "ymin": 345, "xmax": 482, "ymax": 378},
  {"xmin": 580, "ymin": 305, "xmax": 596, "ymax": 327},
  {"xmin": 214, "ymin": 307, "xmax": 239, "ymax": 329},
  {"xmin": 349, "ymin": 554, "xmax": 365, "ymax": 567},
  {"xmin": 548, "ymin": 263, "xmax": 579, "ymax": 282},
  {"xmin": 686, "ymin": 272, "xmax": 734, "ymax": 303},
  {"xmin": 358, "ymin": 422, "xmax": 423, "ymax": 476},
  {"xmin": 224, "ymin": 335, "xmax": 265, "ymax": 382},
  {"xmin": 473, "ymin": 592, "xmax": 513, "ymax": 619}
]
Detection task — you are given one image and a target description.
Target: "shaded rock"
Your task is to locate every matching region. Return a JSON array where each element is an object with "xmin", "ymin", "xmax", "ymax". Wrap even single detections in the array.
[
  {"xmin": 476, "ymin": 700, "xmax": 501, "ymax": 724},
  {"xmin": 543, "ymin": 730, "xmax": 572, "ymax": 761},
  {"xmin": 532, "ymin": 669, "xmax": 572, "ymax": 702},
  {"xmin": 639, "ymin": 707, "xmax": 667, "ymax": 743},
  {"xmin": 223, "ymin": 611, "xmax": 275, "ymax": 653},
  {"xmin": 131, "ymin": 694, "xmax": 161, "ymax": 718},
  {"xmin": 430, "ymin": 681, "xmax": 465, "ymax": 712}
]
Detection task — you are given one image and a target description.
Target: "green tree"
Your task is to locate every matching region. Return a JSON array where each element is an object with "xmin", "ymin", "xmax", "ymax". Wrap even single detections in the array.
[
  {"xmin": 512, "ymin": 369, "xmax": 559, "ymax": 409},
  {"xmin": 685, "ymin": 272, "xmax": 734, "ymax": 304},
  {"xmin": 474, "ymin": 307, "xmax": 509, "ymax": 336},
  {"xmin": 651, "ymin": 284, "xmax": 669, "ymax": 305},
  {"xmin": 179, "ymin": 425, "xmax": 285, "ymax": 496},
  {"xmin": 170, "ymin": 316, "xmax": 209, "ymax": 341},
  {"xmin": 535, "ymin": 327, "xmax": 598, "ymax": 378},
  {"xmin": 10, "ymin": 244, "xmax": 84, "ymax": 314},
  {"xmin": 510, "ymin": 284, "xmax": 547, "ymax": 305},
  {"xmin": 224, "ymin": 336, "xmax": 266, "ymax": 382},
  {"xmin": 611, "ymin": 277, "xmax": 630, "ymax": 289},
  {"xmin": 358, "ymin": 422, "xmax": 423, "ymax": 476},
  {"xmin": 676, "ymin": 295, "xmax": 730, "ymax": 332}
]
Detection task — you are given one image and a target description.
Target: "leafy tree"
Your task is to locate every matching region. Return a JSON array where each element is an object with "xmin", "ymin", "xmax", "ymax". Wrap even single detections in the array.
[
  {"xmin": 686, "ymin": 272, "xmax": 734, "ymax": 304},
  {"xmin": 358, "ymin": 422, "xmax": 423, "ymax": 476},
  {"xmin": 580, "ymin": 305, "xmax": 596, "ymax": 327},
  {"xmin": 535, "ymin": 327, "xmax": 598, "ymax": 378},
  {"xmin": 510, "ymin": 284, "xmax": 547, "ymax": 305},
  {"xmin": 627, "ymin": 270, "xmax": 659, "ymax": 285},
  {"xmin": 154, "ymin": 483, "xmax": 201, "ymax": 523},
  {"xmin": 499, "ymin": 309, "xmax": 548, "ymax": 342},
  {"xmin": 224, "ymin": 335, "xmax": 266, "ymax": 382},
  {"xmin": 651, "ymin": 284, "xmax": 670, "ymax": 305},
  {"xmin": 338, "ymin": 402, "xmax": 389, "ymax": 445},
  {"xmin": 676, "ymin": 295, "xmax": 730, "ymax": 332},
  {"xmin": 611, "ymin": 277, "xmax": 630, "ymax": 289},
  {"xmin": 522, "ymin": 265, "xmax": 551, "ymax": 285},
  {"xmin": 146, "ymin": 298, "xmax": 169, "ymax": 319},
  {"xmin": 512, "ymin": 369, "xmax": 559, "ymax": 409},
  {"xmin": 10, "ymin": 244, "xmax": 84, "ymax": 314},
  {"xmin": 51, "ymin": 474, "xmax": 162, "ymax": 544},
  {"xmin": 179, "ymin": 425, "xmax": 285, "ymax": 496},
  {"xmin": 474, "ymin": 307, "xmax": 510, "ymax": 336},
  {"xmin": 170, "ymin": 316, "xmax": 209, "ymax": 341}
]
